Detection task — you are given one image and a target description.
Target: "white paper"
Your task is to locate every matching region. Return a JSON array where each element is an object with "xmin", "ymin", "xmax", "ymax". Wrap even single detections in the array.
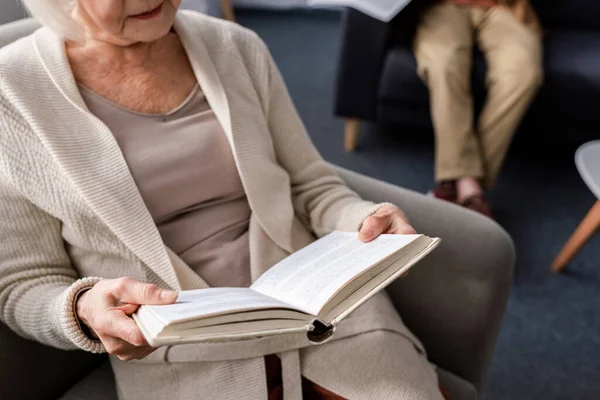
[
  {"xmin": 308, "ymin": 0, "xmax": 412, "ymax": 22},
  {"xmin": 252, "ymin": 231, "xmax": 419, "ymax": 315},
  {"xmin": 143, "ymin": 288, "xmax": 298, "ymax": 324},
  {"xmin": 251, "ymin": 232, "xmax": 357, "ymax": 293}
]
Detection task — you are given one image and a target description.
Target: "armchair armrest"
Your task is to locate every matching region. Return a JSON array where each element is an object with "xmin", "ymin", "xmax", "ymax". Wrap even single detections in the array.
[
  {"xmin": 334, "ymin": 165, "xmax": 514, "ymax": 390},
  {"xmin": 333, "ymin": 8, "xmax": 392, "ymax": 121}
]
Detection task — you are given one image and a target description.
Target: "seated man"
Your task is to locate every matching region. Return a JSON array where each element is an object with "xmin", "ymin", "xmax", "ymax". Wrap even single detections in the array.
[{"xmin": 414, "ymin": 0, "xmax": 543, "ymax": 218}]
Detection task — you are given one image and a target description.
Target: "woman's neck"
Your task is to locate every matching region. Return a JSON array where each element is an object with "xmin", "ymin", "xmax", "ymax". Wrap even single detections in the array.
[
  {"xmin": 66, "ymin": 31, "xmax": 181, "ymax": 69},
  {"xmin": 64, "ymin": 30, "xmax": 198, "ymax": 115}
]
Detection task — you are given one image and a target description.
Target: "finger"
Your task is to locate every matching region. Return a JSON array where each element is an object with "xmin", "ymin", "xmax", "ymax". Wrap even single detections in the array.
[
  {"xmin": 359, "ymin": 214, "xmax": 390, "ymax": 242},
  {"xmin": 385, "ymin": 209, "xmax": 417, "ymax": 235},
  {"xmin": 116, "ymin": 345, "xmax": 156, "ymax": 361},
  {"xmin": 103, "ymin": 310, "xmax": 148, "ymax": 347},
  {"xmin": 102, "ymin": 335, "xmax": 154, "ymax": 361},
  {"xmin": 101, "ymin": 336, "xmax": 138, "ymax": 357},
  {"xmin": 388, "ymin": 221, "xmax": 417, "ymax": 235},
  {"xmin": 118, "ymin": 303, "xmax": 140, "ymax": 316},
  {"xmin": 113, "ymin": 278, "xmax": 178, "ymax": 305},
  {"xmin": 133, "ymin": 347, "xmax": 158, "ymax": 360}
]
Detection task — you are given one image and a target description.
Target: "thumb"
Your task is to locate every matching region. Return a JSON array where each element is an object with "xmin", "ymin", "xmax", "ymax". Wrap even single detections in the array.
[
  {"xmin": 117, "ymin": 280, "xmax": 178, "ymax": 305},
  {"xmin": 359, "ymin": 214, "xmax": 388, "ymax": 242},
  {"xmin": 110, "ymin": 310, "xmax": 148, "ymax": 346}
]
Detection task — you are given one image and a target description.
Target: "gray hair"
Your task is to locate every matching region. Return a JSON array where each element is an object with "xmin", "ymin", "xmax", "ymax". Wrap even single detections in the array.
[{"xmin": 21, "ymin": 0, "xmax": 84, "ymax": 40}]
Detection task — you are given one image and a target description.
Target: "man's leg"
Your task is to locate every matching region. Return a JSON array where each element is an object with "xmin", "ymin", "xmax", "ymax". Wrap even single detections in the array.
[
  {"xmin": 414, "ymin": 3, "xmax": 484, "ymax": 184},
  {"xmin": 474, "ymin": 7, "xmax": 543, "ymax": 188}
]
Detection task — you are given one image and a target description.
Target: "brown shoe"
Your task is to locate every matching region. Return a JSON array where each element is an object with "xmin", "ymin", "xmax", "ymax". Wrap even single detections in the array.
[
  {"xmin": 428, "ymin": 181, "xmax": 457, "ymax": 203},
  {"xmin": 461, "ymin": 194, "xmax": 494, "ymax": 219}
]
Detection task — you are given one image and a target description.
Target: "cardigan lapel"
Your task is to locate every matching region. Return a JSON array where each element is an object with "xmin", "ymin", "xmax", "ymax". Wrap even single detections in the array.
[
  {"xmin": 28, "ymin": 11, "xmax": 294, "ymax": 290},
  {"xmin": 175, "ymin": 12, "xmax": 295, "ymax": 253},
  {"xmin": 32, "ymin": 29, "xmax": 182, "ymax": 290}
]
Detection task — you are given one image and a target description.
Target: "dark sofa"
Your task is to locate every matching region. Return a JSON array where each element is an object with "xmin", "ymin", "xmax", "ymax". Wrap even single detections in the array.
[{"xmin": 334, "ymin": 0, "xmax": 600, "ymax": 149}]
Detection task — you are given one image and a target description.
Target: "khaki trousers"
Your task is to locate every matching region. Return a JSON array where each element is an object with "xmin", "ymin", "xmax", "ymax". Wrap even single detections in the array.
[{"xmin": 414, "ymin": 3, "xmax": 543, "ymax": 188}]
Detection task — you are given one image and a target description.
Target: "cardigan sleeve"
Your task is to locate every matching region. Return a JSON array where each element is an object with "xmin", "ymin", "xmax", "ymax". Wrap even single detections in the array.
[
  {"xmin": 0, "ymin": 93, "xmax": 105, "ymax": 353},
  {"xmin": 249, "ymin": 34, "xmax": 388, "ymax": 236},
  {"xmin": 0, "ymin": 174, "xmax": 105, "ymax": 353}
]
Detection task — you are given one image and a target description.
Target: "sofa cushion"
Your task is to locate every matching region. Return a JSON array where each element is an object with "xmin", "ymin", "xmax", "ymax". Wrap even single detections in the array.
[
  {"xmin": 377, "ymin": 45, "xmax": 487, "ymax": 127},
  {"xmin": 532, "ymin": 0, "xmax": 600, "ymax": 31},
  {"xmin": 378, "ymin": 45, "xmax": 426, "ymax": 109},
  {"xmin": 533, "ymin": 30, "xmax": 600, "ymax": 126}
]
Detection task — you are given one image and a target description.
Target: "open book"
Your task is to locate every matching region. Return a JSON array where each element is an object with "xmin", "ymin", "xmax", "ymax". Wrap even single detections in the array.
[
  {"xmin": 134, "ymin": 231, "xmax": 440, "ymax": 347},
  {"xmin": 308, "ymin": 0, "xmax": 412, "ymax": 22}
]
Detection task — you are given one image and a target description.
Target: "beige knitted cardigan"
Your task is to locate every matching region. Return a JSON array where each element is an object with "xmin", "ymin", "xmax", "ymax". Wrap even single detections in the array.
[{"xmin": 0, "ymin": 11, "xmax": 435, "ymax": 400}]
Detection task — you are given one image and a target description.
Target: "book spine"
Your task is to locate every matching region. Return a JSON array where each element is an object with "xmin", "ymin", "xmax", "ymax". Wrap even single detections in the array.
[{"xmin": 307, "ymin": 319, "xmax": 336, "ymax": 344}]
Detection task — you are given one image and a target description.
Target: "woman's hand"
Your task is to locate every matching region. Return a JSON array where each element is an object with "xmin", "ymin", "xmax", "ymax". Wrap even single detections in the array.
[
  {"xmin": 358, "ymin": 204, "xmax": 417, "ymax": 243},
  {"xmin": 76, "ymin": 277, "xmax": 178, "ymax": 361}
]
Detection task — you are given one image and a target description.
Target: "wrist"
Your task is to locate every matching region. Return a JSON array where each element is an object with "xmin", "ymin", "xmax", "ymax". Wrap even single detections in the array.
[{"xmin": 75, "ymin": 289, "xmax": 98, "ymax": 339}]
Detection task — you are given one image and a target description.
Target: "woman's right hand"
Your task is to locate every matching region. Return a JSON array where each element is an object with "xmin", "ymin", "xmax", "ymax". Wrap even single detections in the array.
[{"xmin": 76, "ymin": 277, "xmax": 179, "ymax": 361}]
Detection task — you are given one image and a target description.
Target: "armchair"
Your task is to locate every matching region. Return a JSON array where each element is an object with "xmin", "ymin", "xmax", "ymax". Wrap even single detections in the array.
[{"xmin": 0, "ymin": 163, "xmax": 513, "ymax": 400}]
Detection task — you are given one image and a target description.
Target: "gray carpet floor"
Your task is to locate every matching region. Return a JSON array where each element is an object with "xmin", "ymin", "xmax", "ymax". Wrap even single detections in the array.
[{"xmin": 237, "ymin": 8, "xmax": 600, "ymax": 400}]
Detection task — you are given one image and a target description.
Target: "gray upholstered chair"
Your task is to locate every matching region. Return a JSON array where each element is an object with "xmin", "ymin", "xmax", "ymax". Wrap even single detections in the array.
[{"xmin": 0, "ymin": 18, "xmax": 514, "ymax": 400}]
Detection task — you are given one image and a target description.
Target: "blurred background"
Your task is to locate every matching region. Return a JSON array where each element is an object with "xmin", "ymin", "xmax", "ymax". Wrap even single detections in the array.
[{"xmin": 1, "ymin": 0, "xmax": 599, "ymax": 399}]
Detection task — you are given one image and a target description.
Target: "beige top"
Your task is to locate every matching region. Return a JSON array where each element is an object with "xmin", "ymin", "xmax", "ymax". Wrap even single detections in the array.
[
  {"xmin": 79, "ymin": 84, "xmax": 252, "ymax": 288},
  {"xmin": 0, "ymin": 12, "xmax": 412, "ymax": 400}
]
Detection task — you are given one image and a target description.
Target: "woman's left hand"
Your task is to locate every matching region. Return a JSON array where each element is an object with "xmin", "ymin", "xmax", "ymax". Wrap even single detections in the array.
[{"xmin": 358, "ymin": 204, "xmax": 416, "ymax": 243}]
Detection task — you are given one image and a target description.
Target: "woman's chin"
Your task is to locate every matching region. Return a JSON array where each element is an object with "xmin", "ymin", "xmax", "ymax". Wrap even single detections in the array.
[
  {"xmin": 128, "ymin": 24, "xmax": 175, "ymax": 43},
  {"xmin": 125, "ymin": 9, "xmax": 177, "ymax": 43}
]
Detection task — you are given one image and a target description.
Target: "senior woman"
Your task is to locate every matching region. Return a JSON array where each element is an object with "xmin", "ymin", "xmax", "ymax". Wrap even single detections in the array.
[{"xmin": 0, "ymin": 1, "xmax": 446, "ymax": 399}]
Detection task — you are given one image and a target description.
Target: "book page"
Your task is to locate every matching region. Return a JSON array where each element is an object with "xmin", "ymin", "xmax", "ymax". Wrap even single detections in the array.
[
  {"xmin": 142, "ymin": 288, "xmax": 303, "ymax": 325},
  {"xmin": 162, "ymin": 309, "xmax": 310, "ymax": 333},
  {"xmin": 323, "ymin": 237, "xmax": 439, "ymax": 324},
  {"xmin": 162, "ymin": 319, "xmax": 309, "ymax": 339},
  {"xmin": 308, "ymin": 0, "xmax": 412, "ymax": 22},
  {"xmin": 252, "ymin": 232, "xmax": 420, "ymax": 316}
]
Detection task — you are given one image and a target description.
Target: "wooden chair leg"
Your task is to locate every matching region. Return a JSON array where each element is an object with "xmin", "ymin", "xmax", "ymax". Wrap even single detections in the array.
[
  {"xmin": 221, "ymin": 0, "xmax": 236, "ymax": 22},
  {"xmin": 345, "ymin": 119, "xmax": 361, "ymax": 152},
  {"xmin": 552, "ymin": 200, "xmax": 600, "ymax": 273}
]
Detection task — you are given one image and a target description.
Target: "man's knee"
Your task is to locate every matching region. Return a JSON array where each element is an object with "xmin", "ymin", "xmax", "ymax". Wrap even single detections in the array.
[
  {"xmin": 417, "ymin": 44, "xmax": 471, "ymax": 83},
  {"xmin": 491, "ymin": 51, "xmax": 543, "ymax": 91}
]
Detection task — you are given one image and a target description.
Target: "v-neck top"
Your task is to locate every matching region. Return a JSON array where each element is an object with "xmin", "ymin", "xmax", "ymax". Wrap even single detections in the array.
[{"xmin": 79, "ymin": 84, "xmax": 252, "ymax": 287}]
